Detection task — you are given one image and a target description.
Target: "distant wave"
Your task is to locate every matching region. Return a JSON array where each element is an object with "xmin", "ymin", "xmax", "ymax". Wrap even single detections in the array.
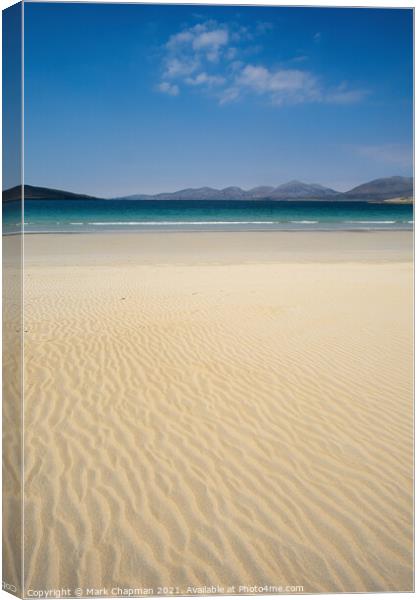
[
  {"xmin": 88, "ymin": 220, "xmax": 277, "ymax": 225},
  {"xmin": 42, "ymin": 219, "xmax": 410, "ymax": 227},
  {"xmin": 344, "ymin": 220, "xmax": 397, "ymax": 224},
  {"xmin": 17, "ymin": 215, "xmax": 413, "ymax": 234},
  {"xmin": 290, "ymin": 220, "xmax": 319, "ymax": 224}
]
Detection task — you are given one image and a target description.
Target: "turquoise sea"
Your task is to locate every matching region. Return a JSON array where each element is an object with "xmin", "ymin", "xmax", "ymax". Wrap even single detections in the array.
[{"xmin": 3, "ymin": 198, "xmax": 414, "ymax": 234}]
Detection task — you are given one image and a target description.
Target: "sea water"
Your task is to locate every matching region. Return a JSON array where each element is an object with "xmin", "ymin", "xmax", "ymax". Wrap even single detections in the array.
[{"xmin": 3, "ymin": 198, "xmax": 414, "ymax": 234}]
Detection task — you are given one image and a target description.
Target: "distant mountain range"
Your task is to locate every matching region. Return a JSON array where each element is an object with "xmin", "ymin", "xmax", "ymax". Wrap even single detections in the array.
[
  {"xmin": 3, "ymin": 176, "xmax": 413, "ymax": 203},
  {"xmin": 120, "ymin": 176, "xmax": 413, "ymax": 201},
  {"xmin": 123, "ymin": 180, "xmax": 342, "ymax": 201}
]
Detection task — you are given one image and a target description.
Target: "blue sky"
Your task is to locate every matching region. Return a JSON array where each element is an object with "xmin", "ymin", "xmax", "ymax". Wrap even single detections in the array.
[{"xmin": 24, "ymin": 3, "xmax": 413, "ymax": 197}]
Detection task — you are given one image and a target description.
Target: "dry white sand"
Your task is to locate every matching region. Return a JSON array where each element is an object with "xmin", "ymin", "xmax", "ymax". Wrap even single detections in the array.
[
  {"xmin": 18, "ymin": 231, "xmax": 413, "ymax": 594},
  {"xmin": 3, "ymin": 234, "xmax": 23, "ymax": 596}
]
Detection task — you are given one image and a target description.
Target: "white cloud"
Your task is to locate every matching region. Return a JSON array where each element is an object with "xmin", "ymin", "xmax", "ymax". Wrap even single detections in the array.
[
  {"xmin": 192, "ymin": 28, "xmax": 228, "ymax": 51},
  {"xmin": 290, "ymin": 55, "xmax": 309, "ymax": 63},
  {"xmin": 167, "ymin": 23, "xmax": 229, "ymax": 63},
  {"xmin": 158, "ymin": 81, "xmax": 179, "ymax": 96},
  {"xmin": 163, "ymin": 57, "xmax": 198, "ymax": 79},
  {"xmin": 219, "ymin": 87, "xmax": 241, "ymax": 105},
  {"xmin": 185, "ymin": 72, "xmax": 225, "ymax": 87},
  {"xmin": 218, "ymin": 64, "xmax": 321, "ymax": 105},
  {"xmin": 325, "ymin": 82, "xmax": 368, "ymax": 104},
  {"xmin": 313, "ymin": 32, "xmax": 321, "ymax": 43},
  {"xmin": 166, "ymin": 30, "xmax": 194, "ymax": 49},
  {"xmin": 157, "ymin": 20, "xmax": 368, "ymax": 108},
  {"xmin": 228, "ymin": 60, "xmax": 244, "ymax": 72},
  {"xmin": 220, "ymin": 64, "xmax": 368, "ymax": 106},
  {"xmin": 326, "ymin": 89, "xmax": 367, "ymax": 104},
  {"xmin": 236, "ymin": 65, "xmax": 320, "ymax": 98},
  {"xmin": 158, "ymin": 21, "xmax": 232, "ymax": 92}
]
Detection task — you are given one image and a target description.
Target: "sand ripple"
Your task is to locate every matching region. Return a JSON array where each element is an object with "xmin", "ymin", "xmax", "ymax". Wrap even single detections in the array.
[{"xmin": 23, "ymin": 260, "xmax": 413, "ymax": 593}]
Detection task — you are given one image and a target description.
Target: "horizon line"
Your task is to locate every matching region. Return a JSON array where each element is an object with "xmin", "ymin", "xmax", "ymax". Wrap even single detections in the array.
[{"xmin": 3, "ymin": 174, "xmax": 413, "ymax": 199}]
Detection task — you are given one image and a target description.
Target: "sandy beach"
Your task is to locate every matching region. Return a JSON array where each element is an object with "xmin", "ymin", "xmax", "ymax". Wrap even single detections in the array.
[{"xmin": 20, "ymin": 231, "xmax": 413, "ymax": 594}]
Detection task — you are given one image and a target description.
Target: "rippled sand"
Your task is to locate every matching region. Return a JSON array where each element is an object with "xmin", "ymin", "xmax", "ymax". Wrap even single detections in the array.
[{"xmin": 20, "ymin": 231, "xmax": 413, "ymax": 594}]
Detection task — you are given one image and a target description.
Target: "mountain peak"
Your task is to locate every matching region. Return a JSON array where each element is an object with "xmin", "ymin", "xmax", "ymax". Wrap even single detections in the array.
[{"xmin": 345, "ymin": 176, "xmax": 413, "ymax": 199}]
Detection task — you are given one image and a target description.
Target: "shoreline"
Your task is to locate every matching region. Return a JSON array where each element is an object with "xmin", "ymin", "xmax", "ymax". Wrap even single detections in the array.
[{"xmin": 11, "ymin": 224, "xmax": 414, "ymax": 235}]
